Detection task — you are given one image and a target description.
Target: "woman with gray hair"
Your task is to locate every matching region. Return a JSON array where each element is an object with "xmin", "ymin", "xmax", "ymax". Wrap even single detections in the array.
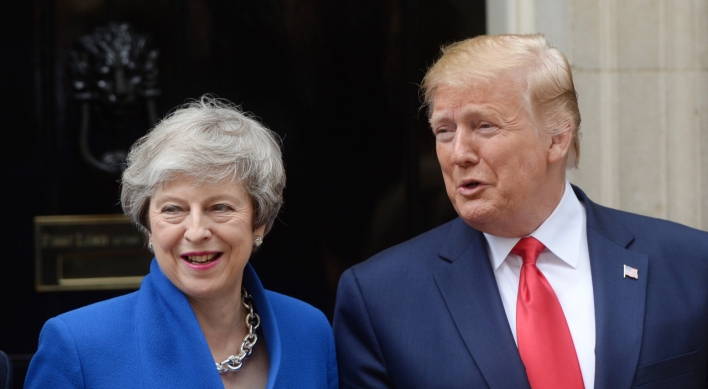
[{"xmin": 26, "ymin": 96, "xmax": 338, "ymax": 389}]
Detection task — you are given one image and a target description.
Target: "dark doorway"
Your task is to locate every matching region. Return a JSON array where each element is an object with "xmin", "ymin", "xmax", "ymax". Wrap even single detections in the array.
[{"xmin": 1, "ymin": 0, "xmax": 485, "ymax": 386}]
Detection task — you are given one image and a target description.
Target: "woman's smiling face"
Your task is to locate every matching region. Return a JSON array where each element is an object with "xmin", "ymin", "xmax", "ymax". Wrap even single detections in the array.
[{"xmin": 148, "ymin": 175, "xmax": 265, "ymax": 301}]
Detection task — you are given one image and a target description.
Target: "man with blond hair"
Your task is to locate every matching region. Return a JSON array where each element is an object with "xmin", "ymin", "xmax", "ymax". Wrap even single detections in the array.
[{"xmin": 334, "ymin": 34, "xmax": 708, "ymax": 389}]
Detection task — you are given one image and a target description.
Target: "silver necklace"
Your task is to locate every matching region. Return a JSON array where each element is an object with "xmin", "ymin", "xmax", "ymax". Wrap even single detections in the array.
[{"xmin": 215, "ymin": 287, "xmax": 261, "ymax": 374}]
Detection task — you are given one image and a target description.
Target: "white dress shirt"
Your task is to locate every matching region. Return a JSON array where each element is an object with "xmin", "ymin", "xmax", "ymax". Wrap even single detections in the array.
[{"xmin": 484, "ymin": 180, "xmax": 595, "ymax": 389}]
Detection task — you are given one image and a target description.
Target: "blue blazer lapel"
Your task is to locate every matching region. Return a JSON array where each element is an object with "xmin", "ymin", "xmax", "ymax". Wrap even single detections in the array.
[
  {"xmin": 433, "ymin": 219, "xmax": 531, "ymax": 389},
  {"xmin": 573, "ymin": 186, "xmax": 648, "ymax": 389},
  {"xmin": 243, "ymin": 263, "xmax": 282, "ymax": 389},
  {"xmin": 135, "ymin": 260, "xmax": 224, "ymax": 388}
]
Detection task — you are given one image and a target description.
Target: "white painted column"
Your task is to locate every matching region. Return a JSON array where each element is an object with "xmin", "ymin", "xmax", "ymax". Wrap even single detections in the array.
[{"xmin": 487, "ymin": 0, "xmax": 538, "ymax": 36}]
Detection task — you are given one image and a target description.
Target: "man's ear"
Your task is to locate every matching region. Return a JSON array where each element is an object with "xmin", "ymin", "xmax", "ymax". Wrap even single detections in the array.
[{"xmin": 548, "ymin": 120, "xmax": 573, "ymax": 164}]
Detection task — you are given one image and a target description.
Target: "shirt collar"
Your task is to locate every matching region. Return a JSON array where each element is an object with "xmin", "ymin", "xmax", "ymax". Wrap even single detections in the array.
[{"xmin": 485, "ymin": 180, "xmax": 585, "ymax": 270}]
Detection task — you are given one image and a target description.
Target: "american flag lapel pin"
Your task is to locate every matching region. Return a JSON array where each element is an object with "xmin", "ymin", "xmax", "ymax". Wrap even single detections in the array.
[{"xmin": 623, "ymin": 265, "xmax": 639, "ymax": 279}]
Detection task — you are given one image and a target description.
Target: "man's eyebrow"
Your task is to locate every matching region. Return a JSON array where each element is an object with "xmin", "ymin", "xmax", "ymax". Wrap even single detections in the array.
[
  {"xmin": 459, "ymin": 105, "xmax": 493, "ymax": 118},
  {"xmin": 429, "ymin": 112, "xmax": 451, "ymax": 125}
]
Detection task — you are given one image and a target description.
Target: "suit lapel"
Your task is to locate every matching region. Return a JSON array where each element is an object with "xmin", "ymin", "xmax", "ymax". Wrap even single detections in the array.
[
  {"xmin": 136, "ymin": 260, "xmax": 224, "ymax": 388},
  {"xmin": 434, "ymin": 219, "xmax": 531, "ymax": 389},
  {"xmin": 243, "ymin": 263, "xmax": 282, "ymax": 389},
  {"xmin": 574, "ymin": 186, "xmax": 648, "ymax": 389}
]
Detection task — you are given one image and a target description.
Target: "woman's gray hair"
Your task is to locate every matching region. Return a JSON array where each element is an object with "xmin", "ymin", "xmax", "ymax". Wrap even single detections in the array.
[{"xmin": 121, "ymin": 95, "xmax": 285, "ymax": 235}]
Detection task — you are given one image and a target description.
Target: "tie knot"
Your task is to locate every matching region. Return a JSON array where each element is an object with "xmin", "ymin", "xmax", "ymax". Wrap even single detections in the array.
[{"xmin": 511, "ymin": 237, "xmax": 545, "ymax": 265}]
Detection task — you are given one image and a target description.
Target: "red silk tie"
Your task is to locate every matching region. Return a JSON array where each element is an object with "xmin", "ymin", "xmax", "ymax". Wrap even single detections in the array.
[{"xmin": 513, "ymin": 237, "xmax": 584, "ymax": 389}]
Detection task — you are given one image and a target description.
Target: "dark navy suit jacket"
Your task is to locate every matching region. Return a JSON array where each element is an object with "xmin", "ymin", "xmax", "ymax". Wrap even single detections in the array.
[{"xmin": 334, "ymin": 186, "xmax": 708, "ymax": 388}]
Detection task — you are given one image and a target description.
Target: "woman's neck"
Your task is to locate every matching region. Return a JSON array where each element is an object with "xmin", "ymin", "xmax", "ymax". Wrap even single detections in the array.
[
  {"xmin": 189, "ymin": 289, "xmax": 270, "ymax": 389},
  {"xmin": 189, "ymin": 289, "xmax": 248, "ymax": 360}
]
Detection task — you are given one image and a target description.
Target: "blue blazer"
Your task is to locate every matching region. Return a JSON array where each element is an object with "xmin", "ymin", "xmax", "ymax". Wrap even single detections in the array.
[
  {"xmin": 26, "ymin": 260, "xmax": 338, "ymax": 389},
  {"xmin": 334, "ymin": 185, "xmax": 708, "ymax": 388}
]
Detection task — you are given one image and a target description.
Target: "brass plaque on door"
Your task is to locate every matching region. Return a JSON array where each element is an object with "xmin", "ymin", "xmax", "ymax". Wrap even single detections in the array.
[{"xmin": 34, "ymin": 214, "xmax": 152, "ymax": 291}]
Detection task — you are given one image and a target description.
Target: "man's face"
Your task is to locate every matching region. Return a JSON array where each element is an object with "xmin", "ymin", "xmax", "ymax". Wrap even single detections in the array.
[{"xmin": 430, "ymin": 77, "xmax": 564, "ymax": 237}]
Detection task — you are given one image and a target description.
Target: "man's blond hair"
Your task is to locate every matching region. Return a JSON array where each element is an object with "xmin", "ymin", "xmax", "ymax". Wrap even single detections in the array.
[{"xmin": 421, "ymin": 34, "xmax": 581, "ymax": 168}]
